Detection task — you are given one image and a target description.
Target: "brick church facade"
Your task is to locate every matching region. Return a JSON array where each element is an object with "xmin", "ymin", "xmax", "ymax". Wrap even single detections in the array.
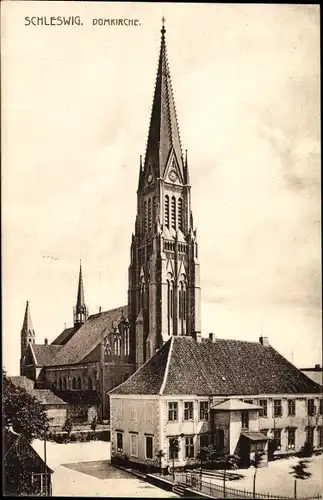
[
  {"xmin": 17, "ymin": 20, "xmax": 202, "ymax": 423},
  {"xmin": 17, "ymin": 20, "xmax": 322, "ymax": 453}
]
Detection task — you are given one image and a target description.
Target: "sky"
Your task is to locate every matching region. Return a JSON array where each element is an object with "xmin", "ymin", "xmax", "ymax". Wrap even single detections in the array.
[{"xmin": 2, "ymin": 2, "xmax": 321, "ymax": 375}]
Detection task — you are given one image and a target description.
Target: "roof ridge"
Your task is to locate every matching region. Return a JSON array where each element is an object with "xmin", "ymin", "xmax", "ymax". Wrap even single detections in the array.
[
  {"xmin": 159, "ymin": 337, "xmax": 174, "ymax": 395},
  {"xmin": 109, "ymin": 338, "xmax": 172, "ymax": 395},
  {"xmin": 29, "ymin": 342, "xmax": 38, "ymax": 366}
]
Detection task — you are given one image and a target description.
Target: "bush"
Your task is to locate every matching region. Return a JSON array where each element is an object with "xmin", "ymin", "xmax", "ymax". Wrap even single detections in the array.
[
  {"xmin": 62, "ymin": 417, "xmax": 73, "ymax": 435},
  {"xmin": 299, "ymin": 441, "xmax": 313, "ymax": 458},
  {"xmin": 90, "ymin": 417, "xmax": 97, "ymax": 431}
]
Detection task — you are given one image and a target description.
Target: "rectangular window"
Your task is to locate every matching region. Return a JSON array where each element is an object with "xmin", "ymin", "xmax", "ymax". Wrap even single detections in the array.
[
  {"xmin": 288, "ymin": 400, "xmax": 296, "ymax": 416},
  {"xmin": 185, "ymin": 436, "xmax": 194, "ymax": 458},
  {"xmin": 287, "ymin": 428, "xmax": 295, "ymax": 449},
  {"xmin": 168, "ymin": 438, "xmax": 179, "ymax": 460},
  {"xmin": 130, "ymin": 433, "xmax": 138, "ymax": 458},
  {"xmin": 318, "ymin": 427, "xmax": 323, "ymax": 447},
  {"xmin": 307, "ymin": 399, "xmax": 315, "ymax": 416},
  {"xmin": 146, "ymin": 436, "xmax": 153, "ymax": 459},
  {"xmin": 259, "ymin": 399, "xmax": 267, "ymax": 417},
  {"xmin": 273, "ymin": 429, "xmax": 281, "ymax": 450},
  {"xmin": 273, "ymin": 400, "xmax": 282, "ymax": 417},
  {"xmin": 168, "ymin": 402, "xmax": 178, "ymax": 422},
  {"xmin": 199, "ymin": 401, "xmax": 209, "ymax": 421},
  {"xmin": 199, "ymin": 434, "xmax": 209, "ymax": 449},
  {"xmin": 184, "ymin": 402, "xmax": 194, "ymax": 421},
  {"xmin": 307, "ymin": 427, "xmax": 314, "ymax": 445},
  {"xmin": 241, "ymin": 411, "xmax": 249, "ymax": 430},
  {"xmin": 116, "ymin": 432, "xmax": 123, "ymax": 453}
]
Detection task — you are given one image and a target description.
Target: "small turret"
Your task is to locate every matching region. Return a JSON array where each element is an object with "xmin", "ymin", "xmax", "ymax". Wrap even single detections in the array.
[{"xmin": 73, "ymin": 261, "xmax": 88, "ymax": 327}]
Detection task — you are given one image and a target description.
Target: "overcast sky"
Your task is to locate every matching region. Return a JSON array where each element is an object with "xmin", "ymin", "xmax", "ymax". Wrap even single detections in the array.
[{"xmin": 2, "ymin": 2, "xmax": 321, "ymax": 375}]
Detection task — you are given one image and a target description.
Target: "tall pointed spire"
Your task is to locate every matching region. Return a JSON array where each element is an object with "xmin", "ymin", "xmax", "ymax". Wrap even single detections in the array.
[
  {"xmin": 20, "ymin": 300, "xmax": 36, "ymax": 373},
  {"xmin": 22, "ymin": 300, "xmax": 35, "ymax": 335},
  {"xmin": 76, "ymin": 260, "xmax": 85, "ymax": 312},
  {"xmin": 74, "ymin": 260, "xmax": 88, "ymax": 326},
  {"xmin": 144, "ymin": 18, "xmax": 184, "ymax": 180}
]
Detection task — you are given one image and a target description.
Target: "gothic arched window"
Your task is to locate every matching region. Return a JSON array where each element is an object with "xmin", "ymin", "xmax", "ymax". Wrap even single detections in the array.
[
  {"xmin": 167, "ymin": 280, "xmax": 171, "ymax": 335},
  {"xmin": 148, "ymin": 198, "xmax": 152, "ymax": 229},
  {"xmin": 59, "ymin": 378, "xmax": 62, "ymax": 390},
  {"xmin": 165, "ymin": 195, "xmax": 169, "ymax": 228},
  {"xmin": 114, "ymin": 337, "xmax": 121, "ymax": 356},
  {"xmin": 144, "ymin": 201, "xmax": 148, "ymax": 232},
  {"xmin": 140, "ymin": 275, "xmax": 145, "ymax": 310},
  {"xmin": 171, "ymin": 196, "xmax": 176, "ymax": 229},
  {"xmin": 124, "ymin": 327, "xmax": 130, "ymax": 356},
  {"xmin": 88, "ymin": 377, "xmax": 93, "ymax": 391},
  {"xmin": 63, "ymin": 378, "xmax": 67, "ymax": 390},
  {"xmin": 72, "ymin": 377, "xmax": 76, "ymax": 390},
  {"xmin": 77, "ymin": 377, "xmax": 82, "ymax": 390},
  {"xmin": 178, "ymin": 198, "xmax": 183, "ymax": 231},
  {"xmin": 153, "ymin": 196, "xmax": 156, "ymax": 222}
]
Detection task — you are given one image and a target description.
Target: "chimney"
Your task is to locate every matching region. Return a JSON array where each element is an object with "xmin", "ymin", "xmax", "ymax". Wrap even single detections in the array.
[
  {"xmin": 99, "ymin": 306, "xmax": 102, "ymax": 313},
  {"xmin": 44, "ymin": 338, "xmax": 48, "ymax": 345},
  {"xmin": 209, "ymin": 333, "xmax": 214, "ymax": 342},
  {"xmin": 259, "ymin": 336, "xmax": 270, "ymax": 347},
  {"xmin": 315, "ymin": 364, "xmax": 321, "ymax": 370}
]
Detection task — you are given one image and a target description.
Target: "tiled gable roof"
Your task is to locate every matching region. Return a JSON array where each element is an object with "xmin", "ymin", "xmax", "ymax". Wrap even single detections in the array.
[
  {"xmin": 9, "ymin": 377, "xmax": 65, "ymax": 405},
  {"xmin": 50, "ymin": 306, "xmax": 127, "ymax": 366},
  {"xmin": 109, "ymin": 339, "xmax": 171, "ymax": 395},
  {"xmin": 10, "ymin": 376, "xmax": 35, "ymax": 392},
  {"xmin": 5, "ymin": 429, "xmax": 53, "ymax": 473},
  {"xmin": 110, "ymin": 336, "xmax": 322, "ymax": 396},
  {"xmin": 51, "ymin": 326, "xmax": 76, "ymax": 346},
  {"xmin": 30, "ymin": 389, "xmax": 67, "ymax": 405},
  {"xmin": 32, "ymin": 344, "xmax": 63, "ymax": 366}
]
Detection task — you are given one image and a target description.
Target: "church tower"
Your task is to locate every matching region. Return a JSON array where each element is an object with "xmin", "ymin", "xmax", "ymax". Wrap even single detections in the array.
[
  {"xmin": 20, "ymin": 300, "xmax": 35, "ymax": 375},
  {"xmin": 128, "ymin": 21, "xmax": 201, "ymax": 369},
  {"xmin": 73, "ymin": 261, "xmax": 88, "ymax": 328}
]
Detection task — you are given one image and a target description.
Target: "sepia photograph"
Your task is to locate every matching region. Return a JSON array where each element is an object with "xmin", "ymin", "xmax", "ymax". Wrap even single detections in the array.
[{"xmin": 1, "ymin": 1, "xmax": 321, "ymax": 497}]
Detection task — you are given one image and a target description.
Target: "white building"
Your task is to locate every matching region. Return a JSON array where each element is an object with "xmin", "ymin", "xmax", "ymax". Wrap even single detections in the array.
[{"xmin": 109, "ymin": 335, "xmax": 323, "ymax": 470}]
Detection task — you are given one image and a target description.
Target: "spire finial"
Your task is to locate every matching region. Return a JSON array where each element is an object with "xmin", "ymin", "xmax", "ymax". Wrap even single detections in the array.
[{"xmin": 161, "ymin": 16, "xmax": 166, "ymax": 36}]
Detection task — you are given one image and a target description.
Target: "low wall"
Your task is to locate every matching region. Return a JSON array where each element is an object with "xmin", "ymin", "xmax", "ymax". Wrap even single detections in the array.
[{"xmin": 146, "ymin": 474, "xmax": 174, "ymax": 492}]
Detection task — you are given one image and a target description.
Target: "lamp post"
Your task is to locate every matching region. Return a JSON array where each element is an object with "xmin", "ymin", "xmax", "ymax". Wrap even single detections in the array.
[{"xmin": 44, "ymin": 426, "xmax": 48, "ymax": 496}]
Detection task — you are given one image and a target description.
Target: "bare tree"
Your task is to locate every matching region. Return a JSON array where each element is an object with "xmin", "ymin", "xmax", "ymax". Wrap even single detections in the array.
[{"xmin": 251, "ymin": 450, "xmax": 264, "ymax": 497}]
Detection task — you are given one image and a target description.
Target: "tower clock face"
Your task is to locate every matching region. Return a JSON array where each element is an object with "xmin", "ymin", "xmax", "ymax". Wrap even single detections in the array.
[
  {"xmin": 147, "ymin": 173, "xmax": 153, "ymax": 184},
  {"xmin": 169, "ymin": 169, "xmax": 178, "ymax": 182}
]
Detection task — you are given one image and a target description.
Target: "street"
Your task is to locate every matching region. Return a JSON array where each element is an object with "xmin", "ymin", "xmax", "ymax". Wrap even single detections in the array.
[{"xmin": 32, "ymin": 439, "xmax": 178, "ymax": 497}]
